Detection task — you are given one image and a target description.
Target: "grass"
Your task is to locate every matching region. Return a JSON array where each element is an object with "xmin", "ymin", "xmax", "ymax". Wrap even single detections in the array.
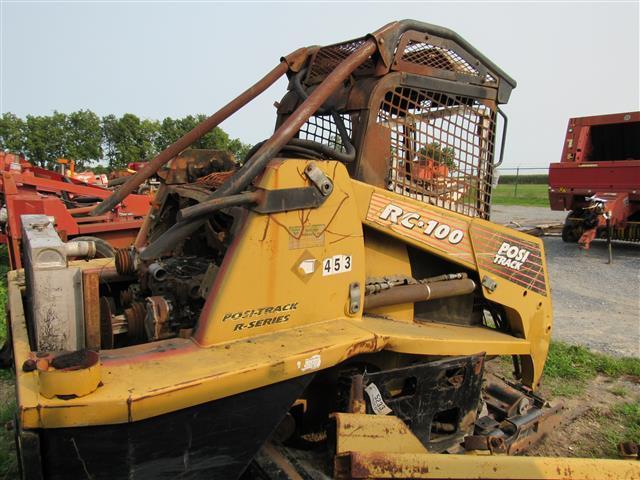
[
  {"xmin": 491, "ymin": 183, "xmax": 549, "ymax": 207},
  {"xmin": 580, "ymin": 402, "xmax": 640, "ymax": 458},
  {"xmin": 543, "ymin": 341, "xmax": 640, "ymax": 398},
  {"xmin": 0, "ymin": 246, "xmax": 17, "ymax": 478},
  {"xmin": 498, "ymin": 174, "xmax": 549, "ymax": 185},
  {"xmin": 606, "ymin": 402, "xmax": 640, "ymax": 450},
  {"xmin": 0, "ymin": 398, "xmax": 16, "ymax": 477},
  {"xmin": 0, "ymin": 247, "xmax": 8, "ymax": 342},
  {"xmin": 609, "ymin": 386, "xmax": 630, "ymax": 397}
]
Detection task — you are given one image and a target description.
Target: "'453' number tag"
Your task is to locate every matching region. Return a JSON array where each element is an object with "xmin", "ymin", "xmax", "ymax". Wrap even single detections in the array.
[{"xmin": 322, "ymin": 254, "xmax": 352, "ymax": 276}]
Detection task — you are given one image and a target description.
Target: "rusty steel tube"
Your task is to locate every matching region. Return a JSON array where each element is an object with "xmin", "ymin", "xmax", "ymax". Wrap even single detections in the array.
[
  {"xmin": 91, "ymin": 60, "xmax": 291, "ymax": 216},
  {"xmin": 211, "ymin": 38, "xmax": 377, "ymax": 199},
  {"xmin": 348, "ymin": 374, "xmax": 366, "ymax": 414},
  {"xmin": 177, "ymin": 191, "xmax": 261, "ymax": 222},
  {"xmin": 364, "ymin": 279, "xmax": 476, "ymax": 311},
  {"xmin": 134, "ymin": 184, "xmax": 169, "ymax": 248},
  {"xmin": 140, "ymin": 39, "xmax": 377, "ymax": 261},
  {"xmin": 68, "ymin": 206, "xmax": 95, "ymax": 215}
]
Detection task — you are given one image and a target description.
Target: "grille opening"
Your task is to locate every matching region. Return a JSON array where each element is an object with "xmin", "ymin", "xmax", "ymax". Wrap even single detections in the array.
[
  {"xmin": 401, "ymin": 40, "xmax": 497, "ymax": 84},
  {"xmin": 305, "ymin": 38, "xmax": 376, "ymax": 85},
  {"xmin": 378, "ymin": 87, "xmax": 496, "ymax": 218},
  {"xmin": 298, "ymin": 114, "xmax": 354, "ymax": 153},
  {"xmin": 588, "ymin": 121, "xmax": 640, "ymax": 161}
]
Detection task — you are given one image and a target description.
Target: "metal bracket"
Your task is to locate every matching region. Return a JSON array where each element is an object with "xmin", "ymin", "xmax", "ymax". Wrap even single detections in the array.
[
  {"xmin": 305, "ymin": 161, "xmax": 333, "ymax": 197},
  {"xmin": 482, "ymin": 275, "xmax": 497, "ymax": 293},
  {"xmin": 252, "ymin": 187, "xmax": 324, "ymax": 214},
  {"xmin": 349, "ymin": 282, "xmax": 361, "ymax": 315}
]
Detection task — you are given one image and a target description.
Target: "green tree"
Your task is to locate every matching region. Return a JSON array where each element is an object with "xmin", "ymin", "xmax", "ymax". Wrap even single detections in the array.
[
  {"xmin": 101, "ymin": 114, "xmax": 119, "ymax": 168},
  {"xmin": 101, "ymin": 114, "xmax": 159, "ymax": 169},
  {"xmin": 0, "ymin": 112, "xmax": 26, "ymax": 153},
  {"xmin": 227, "ymin": 138, "xmax": 252, "ymax": 161},
  {"xmin": 65, "ymin": 110, "xmax": 103, "ymax": 169},
  {"xmin": 155, "ymin": 115, "xmax": 228, "ymax": 151},
  {"xmin": 23, "ymin": 112, "xmax": 68, "ymax": 168},
  {"xmin": 4, "ymin": 111, "xmax": 250, "ymax": 170},
  {"xmin": 155, "ymin": 114, "xmax": 251, "ymax": 160}
]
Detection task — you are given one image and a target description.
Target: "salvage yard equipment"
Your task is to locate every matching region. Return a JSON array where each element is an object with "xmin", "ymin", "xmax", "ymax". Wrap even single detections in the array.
[
  {"xmin": 0, "ymin": 151, "xmax": 151, "ymax": 268},
  {"xmin": 0, "ymin": 149, "xmax": 219, "ymax": 269},
  {"xmin": 549, "ymin": 111, "xmax": 640, "ymax": 249},
  {"xmin": 6, "ymin": 20, "xmax": 640, "ymax": 479}
]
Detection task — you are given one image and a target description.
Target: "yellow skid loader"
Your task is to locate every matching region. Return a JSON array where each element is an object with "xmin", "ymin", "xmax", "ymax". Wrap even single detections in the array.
[{"xmin": 6, "ymin": 19, "xmax": 639, "ymax": 479}]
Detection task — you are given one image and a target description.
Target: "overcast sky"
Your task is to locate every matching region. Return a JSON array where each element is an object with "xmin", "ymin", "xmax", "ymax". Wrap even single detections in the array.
[{"xmin": 1, "ymin": 1, "xmax": 638, "ymax": 169}]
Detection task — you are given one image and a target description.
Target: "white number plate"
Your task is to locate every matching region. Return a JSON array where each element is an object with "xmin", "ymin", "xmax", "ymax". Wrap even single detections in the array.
[{"xmin": 322, "ymin": 254, "xmax": 352, "ymax": 276}]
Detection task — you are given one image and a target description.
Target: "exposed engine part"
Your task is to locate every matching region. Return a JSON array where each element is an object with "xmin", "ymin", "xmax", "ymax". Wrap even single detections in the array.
[
  {"xmin": 115, "ymin": 247, "xmax": 138, "ymax": 276},
  {"xmin": 108, "ymin": 256, "xmax": 214, "ymax": 343},
  {"xmin": 195, "ymin": 170, "xmax": 235, "ymax": 189},
  {"xmin": 145, "ymin": 296, "xmax": 173, "ymax": 341},
  {"xmin": 124, "ymin": 302, "xmax": 147, "ymax": 343},
  {"xmin": 22, "ymin": 214, "xmax": 96, "ymax": 351},
  {"xmin": 99, "ymin": 296, "xmax": 116, "ymax": 349},
  {"xmin": 64, "ymin": 239, "xmax": 97, "ymax": 259},
  {"xmin": 99, "ymin": 298, "xmax": 148, "ymax": 348},
  {"xmin": 119, "ymin": 284, "xmax": 141, "ymax": 308},
  {"xmin": 198, "ymin": 263, "xmax": 220, "ymax": 299}
]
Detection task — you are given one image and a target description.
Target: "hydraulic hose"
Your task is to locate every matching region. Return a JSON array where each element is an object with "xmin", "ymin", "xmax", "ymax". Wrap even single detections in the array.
[{"xmin": 291, "ymin": 68, "xmax": 356, "ymax": 162}]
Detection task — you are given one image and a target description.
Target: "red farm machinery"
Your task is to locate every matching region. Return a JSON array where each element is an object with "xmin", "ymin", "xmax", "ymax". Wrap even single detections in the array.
[
  {"xmin": 0, "ymin": 151, "xmax": 152, "ymax": 269},
  {"xmin": 548, "ymin": 111, "xmax": 640, "ymax": 248}
]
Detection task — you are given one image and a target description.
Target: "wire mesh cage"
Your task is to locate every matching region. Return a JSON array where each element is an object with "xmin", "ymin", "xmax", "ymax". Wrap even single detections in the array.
[
  {"xmin": 377, "ymin": 86, "xmax": 497, "ymax": 218},
  {"xmin": 305, "ymin": 38, "xmax": 376, "ymax": 85},
  {"xmin": 298, "ymin": 114, "xmax": 353, "ymax": 153},
  {"xmin": 397, "ymin": 37, "xmax": 498, "ymax": 85}
]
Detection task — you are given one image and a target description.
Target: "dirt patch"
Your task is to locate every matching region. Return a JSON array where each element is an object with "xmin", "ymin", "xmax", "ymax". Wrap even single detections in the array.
[{"xmin": 532, "ymin": 375, "xmax": 640, "ymax": 458}]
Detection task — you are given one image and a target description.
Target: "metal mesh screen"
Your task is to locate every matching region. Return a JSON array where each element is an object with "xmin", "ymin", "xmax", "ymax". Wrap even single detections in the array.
[
  {"xmin": 378, "ymin": 87, "xmax": 496, "ymax": 218},
  {"xmin": 306, "ymin": 39, "xmax": 376, "ymax": 85},
  {"xmin": 401, "ymin": 40, "xmax": 497, "ymax": 84},
  {"xmin": 298, "ymin": 114, "xmax": 353, "ymax": 153}
]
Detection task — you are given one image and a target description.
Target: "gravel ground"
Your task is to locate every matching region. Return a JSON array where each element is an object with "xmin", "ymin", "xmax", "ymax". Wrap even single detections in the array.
[
  {"xmin": 490, "ymin": 205, "xmax": 640, "ymax": 358},
  {"xmin": 490, "ymin": 205, "xmax": 567, "ymax": 226}
]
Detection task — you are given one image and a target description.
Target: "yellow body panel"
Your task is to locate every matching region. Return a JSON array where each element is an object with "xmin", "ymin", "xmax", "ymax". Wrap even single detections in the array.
[
  {"xmin": 195, "ymin": 160, "xmax": 365, "ymax": 345},
  {"xmin": 338, "ymin": 451, "xmax": 640, "ymax": 479},
  {"xmin": 333, "ymin": 413, "xmax": 640, "ymax": 479},
  {"xmin": 10, "ymin": 268, "xmax": 527, "ymax": 429},
  {"xmin": 352, "ymin": 180, "xmax": 552, "ymax": 386},
  {"xmin": 362, "ymin": 228, "xmax": 413, "ymax": 322},
  {"xmin": 11, "ymin": 159, "xmax": 550, "ymax": 428}
]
